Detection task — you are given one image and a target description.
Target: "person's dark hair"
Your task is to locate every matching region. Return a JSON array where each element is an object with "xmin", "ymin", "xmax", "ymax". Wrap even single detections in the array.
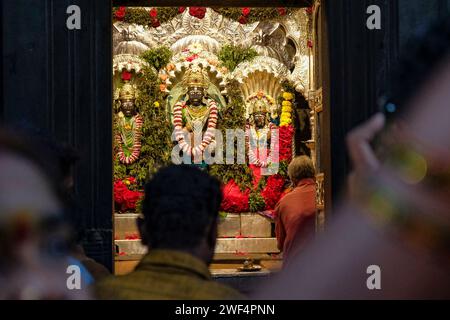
[
  {"xmin": 288, "ymin": 156, "xmax": 315, "ymax": 186},
  {"xmin": 388, "ymin": 18, "xmax": 450, "ymax": 116},
  {"xmin": 141, "ymin": 165, "xmax": 222, "ymax": 250}
]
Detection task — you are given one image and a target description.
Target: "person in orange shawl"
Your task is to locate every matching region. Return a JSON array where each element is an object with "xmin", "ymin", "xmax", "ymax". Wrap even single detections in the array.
[{"xmin": 275, "ymin": 156, "xmax": 316, "ymax": 267}]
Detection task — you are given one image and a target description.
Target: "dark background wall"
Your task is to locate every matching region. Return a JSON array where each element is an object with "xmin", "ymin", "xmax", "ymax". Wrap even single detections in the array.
[
  {"xmin": 1, "ymin": 0, "xmax": 448, "ymax": 269},
  {"xmin": 324, "ymin": 0, "xmax": 399, "ymax": 202},
  {"xmin": 1, "ymin": 0, "xmax": 113, "ymax": 270},
  {"xmin": 398, "ymin": 0, "xmax": 450, "ymax": 50}
]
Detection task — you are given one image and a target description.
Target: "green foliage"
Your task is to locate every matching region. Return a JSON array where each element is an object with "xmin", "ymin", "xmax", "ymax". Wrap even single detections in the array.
[
  {"xmin": 114, "ymin": 64, "xmax": 172, "ymax": 188},
  {"xmin": 214, "ymin": 8, "xmax": 293, "ymax": 24},
  {"xmin": 156, "ymin": 7, "xmax": 182, "ymax": 23},
  {"xmin": 281, "ymin": 79, "xmax": 296, "ymax": 94},
  {"xmin": 218, "ymin": 45, "xmax": 258, "ymax": 73},
  {"xmin": 131, "ymin": 64, "xmax": 173, "ymax": 185},
  {"xmin": 141, "ymin": 47, "xmax": 173, "ymax": 71},
  {"xmin": 209, "ymin": 80, "xmax": 253, "ymax": 191},
  {"xmin": 219, "ymin": 212, "xmax": 228, "ymax": 219},
  {"xmin": 113, "ymin": 7, "xmax": 180, "ymax": 26},
  {"xmin": 279, "ymin": 160, "xmax": 289, "ymax": 179}
]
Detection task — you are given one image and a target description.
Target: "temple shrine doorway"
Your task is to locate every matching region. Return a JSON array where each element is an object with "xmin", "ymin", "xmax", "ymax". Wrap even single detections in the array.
[{"xmin": 111, "ymin": 2, "xmax": 329, "ymax": 287}]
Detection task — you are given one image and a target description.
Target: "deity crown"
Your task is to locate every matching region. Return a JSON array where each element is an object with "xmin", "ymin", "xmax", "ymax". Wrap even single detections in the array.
[
  {"xmin": 119, "ymin": 81, "xmax": 136, "ymax": 100},
  {"xmin": 247, "ymin": 93, "xmax": 272, "ymax": 115},
  {"xmin": 183, "ymin": 65, "xmax": 209, "ymax": 89}
]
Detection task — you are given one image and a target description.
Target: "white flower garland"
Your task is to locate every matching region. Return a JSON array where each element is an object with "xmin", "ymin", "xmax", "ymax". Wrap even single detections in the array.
[
  {"xmin": 116, "ymin": 112, "xmax": 143, "ymax": 165},
  {"xmin": 246, "ymin": 123, "xmax": 277, "ymax": 168},
  {"xmin": 173, "ymin": 99, "xmax": 218, "ymax": 157}
]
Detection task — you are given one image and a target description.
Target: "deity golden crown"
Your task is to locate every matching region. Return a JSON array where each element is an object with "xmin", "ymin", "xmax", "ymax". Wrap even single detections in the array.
[
  {"xmin": 183, "ymin": 65, "xmax": 209, "ymax": 88},
  {"xmin": 247, "ymin": 92, "xmax": 273, "ymax": 115},
  {"xmin": 119, "ymin": 81, "xmax": 136, "ymax": 100}
]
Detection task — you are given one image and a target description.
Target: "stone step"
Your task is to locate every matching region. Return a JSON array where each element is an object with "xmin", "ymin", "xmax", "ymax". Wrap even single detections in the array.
[
  {"xmin": 114, "ymin": 213, "xmax": 140, "ymax": 240},
  {"xmin": 115, "ymin": 238, "xmax": 279, "ymax": 256},
  {"xmin": 114, "ymin": 213, "xmax": 274, "ymax": 240}
]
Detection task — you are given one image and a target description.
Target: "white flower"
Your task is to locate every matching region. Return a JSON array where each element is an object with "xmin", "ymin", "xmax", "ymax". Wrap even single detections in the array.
[{"xmin": 189, "ymin": 42, "xmax": 204, "ymax": 55}]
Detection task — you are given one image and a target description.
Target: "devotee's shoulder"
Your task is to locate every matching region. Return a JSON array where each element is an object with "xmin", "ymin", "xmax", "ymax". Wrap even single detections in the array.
[
  {"xmin": 192, "ymin": 279, "xmax": 246, "ymax": 300},
  {"xmin": 94, "ymin": 272, "xmax": 245, "ymax": 300}
]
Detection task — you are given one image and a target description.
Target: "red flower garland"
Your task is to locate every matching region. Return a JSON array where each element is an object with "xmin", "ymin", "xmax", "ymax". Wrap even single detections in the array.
[
  {"xmin": 261, "ymin": 174, "xmax": 285, "ymax": 210},
  {"xmin": 279, "ymin": 125, "xmax": 294, "ymax": 161},
  {"xmin": 220, "ymin": 180, "xmax": 250, "ymax": 213},
  {"xmin": 179, "ymin": 7, "xmax": 186, "ymax": 14}
]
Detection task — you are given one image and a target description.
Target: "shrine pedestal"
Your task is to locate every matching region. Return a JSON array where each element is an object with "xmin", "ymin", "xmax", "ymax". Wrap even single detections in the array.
[{"xmin": 114, "ymin": 213, "xmax": 281, "ymax": 277}]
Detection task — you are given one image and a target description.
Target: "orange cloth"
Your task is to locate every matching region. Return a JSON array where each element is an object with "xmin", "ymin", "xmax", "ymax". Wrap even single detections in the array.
[{"xmin": 275, "ymin": 178, "xmax": 316, "ymax": 266}]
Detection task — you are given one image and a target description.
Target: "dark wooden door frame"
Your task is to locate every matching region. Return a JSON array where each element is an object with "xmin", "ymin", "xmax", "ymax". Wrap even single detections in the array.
[{"xmin": 323, "ymin": 0, "xmax": 399, "ymax": 208}]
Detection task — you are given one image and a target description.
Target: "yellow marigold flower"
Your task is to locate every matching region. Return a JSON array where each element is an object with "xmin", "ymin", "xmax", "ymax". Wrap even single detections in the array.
[
  {"xmin": 281, "ymin": 112, "xmax": 291, "ymax": 118},
  {"xmin": 282, "ymin": 92, "xmax": 294, "ymax": 101},
  {"xmin": 154, "ymin": 101, "xmax": 160, "ymax": 108},
  {"xmin": 282, "ymin": 101, "xmax": 292, "ymax": 107},
  {"xmin": 282, "ymin": 106, "xmax": 292, "ymax": 113}
]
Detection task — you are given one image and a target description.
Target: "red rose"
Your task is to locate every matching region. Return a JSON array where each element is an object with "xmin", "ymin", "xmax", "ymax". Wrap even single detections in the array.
[
  {"xmin": 242, "ymin": 7, "xmax": 251, "ymax": 17},
  {"xmin": 238, "ymin": 16, "xmax": 248, "ymax": 24},
  {"xmin": 189, "ymin": 7, "xmax": 207, "ymax": 19},
  {"xmin": 122, "ymin": 190, "xmax": 143, "ymax": 211},
  {"xmin": 151, "ymin": 19, "xmax": 161, "ymax": 28},
  {"xmin": 306, "ymin": 6, "xmax": 314, "ymax": 15},
  {"xmin": 279, "ymin": 125, "xmax": 294, "ymax": 160},
  {"xmin": 113, "ymin": 180, "xmax": 128, "ymax": 204},
  {"xmin": 262, "ymin": 175, "xmax": 285, "ymax": 210},
  {"xmin": 122, "ymin": 71, "xmax": 132, "ymax": 81},
  {"xmin": 307, "ymin": 40, "xmax": 314, "ymax": 48},
  {"xmin": 149, "ymin": 8, "xmax": 158, "ymax": 18},
  {"xmin": 115, "ymin": 7, "xmax": 126, "ymax": 20},
  {"xmin": 278, "ymin": 7, "xmax": 287, "ymax": 16},
  {"xmin": 186, "ymin": 54, "xmax": 199, "ymax": 62},
  {"xmin": 178, "ymin": 7, "xmax": 186, "ymax": 13}
]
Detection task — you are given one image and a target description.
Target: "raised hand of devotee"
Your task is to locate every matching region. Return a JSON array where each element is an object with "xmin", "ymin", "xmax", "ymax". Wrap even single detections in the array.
[
  {"xmin": 346, "ymin": 113, "xmax": 385, "ymax": 172},
  {"xmin": 345, "ymin": 113, "xmax": 385, "ymax": 198}
]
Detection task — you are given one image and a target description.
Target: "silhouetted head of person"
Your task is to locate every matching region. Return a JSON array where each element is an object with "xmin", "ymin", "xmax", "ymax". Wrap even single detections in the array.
[
  {"xmin": 138, "ymin": 165, "xmax": 222, "ymax": 265},
  {"xmin": 288, "ymin": 156, "xmax": 315, "ymax": 187}
]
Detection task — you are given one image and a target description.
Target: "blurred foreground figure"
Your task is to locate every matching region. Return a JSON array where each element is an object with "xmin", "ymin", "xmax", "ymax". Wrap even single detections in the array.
[
  {"xmin": 0, "ymin": 130, "xmax": 89, "ymax": 299},
  {"xmin": 255, "ymin": 19, "xmax": 450, "ymax": 299},
  {"xmin": 275, "ymin": 156, "xmax": 316, "ymax": 267},
  {"xmin": 96, "ymin": 165, "xmax": 243, "ymax": 300}
]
